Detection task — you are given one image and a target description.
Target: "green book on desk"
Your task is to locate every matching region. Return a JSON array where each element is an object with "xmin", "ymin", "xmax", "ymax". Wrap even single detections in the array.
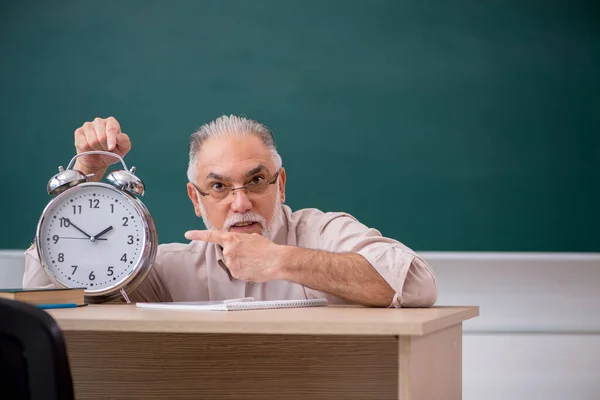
[{"xmin": 0, "ymin": 287, "xmax": 86, "ymax": 308}]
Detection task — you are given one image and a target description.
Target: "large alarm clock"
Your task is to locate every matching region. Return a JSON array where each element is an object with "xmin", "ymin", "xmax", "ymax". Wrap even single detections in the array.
[{"xmin": 35, "ymin": 151, "xmax": 158, "ymax": 303}]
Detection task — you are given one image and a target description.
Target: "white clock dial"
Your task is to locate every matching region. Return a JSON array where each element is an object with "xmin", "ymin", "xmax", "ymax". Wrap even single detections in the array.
[{"xmin": 38, "ymin": 183, "xmax": 148, "ymax": 292}]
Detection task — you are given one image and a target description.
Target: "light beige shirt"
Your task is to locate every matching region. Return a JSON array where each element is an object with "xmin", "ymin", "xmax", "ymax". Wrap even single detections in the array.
[{"xmin": 23, "ymin": 205, "xmax": 437, "ymax": 308}]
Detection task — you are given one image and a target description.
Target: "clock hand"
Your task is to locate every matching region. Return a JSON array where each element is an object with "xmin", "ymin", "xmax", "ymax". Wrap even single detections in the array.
[
  {"xmin": 92, "ymin": 226, "xmax": 114, "ymax": 241},
  {"xmin": 59, "ymin": 236, "xmax": 107, "ymax": 241},
  {"xmin": 62, "ymin": 218, "xmax": 92, "ymax": 239}
]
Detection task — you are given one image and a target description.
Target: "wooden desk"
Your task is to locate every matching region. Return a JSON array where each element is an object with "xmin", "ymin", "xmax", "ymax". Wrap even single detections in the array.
[{"xmin": 48, "ymin": 304, "xmax": 478, "ymax": 400}]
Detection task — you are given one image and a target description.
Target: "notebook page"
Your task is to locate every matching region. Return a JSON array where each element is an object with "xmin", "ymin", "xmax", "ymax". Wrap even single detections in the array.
[{"xmin": 136, "ymin": 301, "xmax": 229, "ymax": 311}]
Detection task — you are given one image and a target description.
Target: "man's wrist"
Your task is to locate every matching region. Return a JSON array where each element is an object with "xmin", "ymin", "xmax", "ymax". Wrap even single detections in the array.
[
  {"xmin": 272, "ymin": 245, "xmax": 319, "ymax": 282},
  {"xmin": 272, "ymin": 245, "xmax": 298, "ymax": 281}
]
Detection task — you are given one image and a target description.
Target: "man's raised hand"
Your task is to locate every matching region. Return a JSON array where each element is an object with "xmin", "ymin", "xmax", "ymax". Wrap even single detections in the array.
[
  {"xmin": 184, "ymin": 230, "xmax": 287, "ymax": 283},
  {"xmin": 73, "ymin": 116, "xmax": 132, "ymax": 178}
]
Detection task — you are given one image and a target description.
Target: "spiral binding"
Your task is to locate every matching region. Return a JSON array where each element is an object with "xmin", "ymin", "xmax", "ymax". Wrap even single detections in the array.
[{"xmin": 227, "ymin": 298, "xmax": 328, "ymax": 311}]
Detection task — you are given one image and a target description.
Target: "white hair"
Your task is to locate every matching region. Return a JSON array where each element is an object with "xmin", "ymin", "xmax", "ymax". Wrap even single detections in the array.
[{"xmin": 187, "ymin": 114, "xmax": 282, "ymax": 183}]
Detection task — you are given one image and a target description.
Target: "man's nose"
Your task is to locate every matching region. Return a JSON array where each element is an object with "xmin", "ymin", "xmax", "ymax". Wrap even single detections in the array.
[{"xmin": 229, "ymin": 189, "xmax": 252, "ymax": 213}]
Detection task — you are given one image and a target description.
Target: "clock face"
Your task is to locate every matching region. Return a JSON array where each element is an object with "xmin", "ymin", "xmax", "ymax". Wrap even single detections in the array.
[{"xmin": 38, "ymin": 183, "xmax": 148, "ymax": 292}]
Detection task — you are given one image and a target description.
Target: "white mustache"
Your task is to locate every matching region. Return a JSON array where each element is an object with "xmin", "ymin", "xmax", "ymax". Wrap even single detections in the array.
[{"xmin": 224, "ymin": 212, "xmax": 267, "ymax": 232}]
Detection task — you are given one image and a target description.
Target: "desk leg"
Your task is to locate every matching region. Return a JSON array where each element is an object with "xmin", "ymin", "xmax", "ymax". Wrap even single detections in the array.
[{"xmin": 398, "ymin": 323, "xmax": 463, "ymax": 400}]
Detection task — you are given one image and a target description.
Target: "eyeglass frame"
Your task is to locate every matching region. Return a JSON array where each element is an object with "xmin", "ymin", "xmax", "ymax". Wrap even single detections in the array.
[{"xmin": 190, "ymin": 169, "xmax": 281, "ymax": 200}]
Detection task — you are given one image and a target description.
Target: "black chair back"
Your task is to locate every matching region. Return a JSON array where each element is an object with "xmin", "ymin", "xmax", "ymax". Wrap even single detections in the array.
[{"xmin": 0, "ymin": 298, "xmax": 74, "ymax": 400}]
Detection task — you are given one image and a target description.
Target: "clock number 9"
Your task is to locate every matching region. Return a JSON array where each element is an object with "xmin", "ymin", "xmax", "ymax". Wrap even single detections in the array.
[{"xmin": 53, "ymin": 235, "xmax": 59, "ymax": 244}]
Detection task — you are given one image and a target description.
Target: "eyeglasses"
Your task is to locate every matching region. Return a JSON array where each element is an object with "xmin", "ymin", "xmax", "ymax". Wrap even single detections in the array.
[{"xmin": 191, "ymin": 170, "xmax": 280, "ymax": 201}]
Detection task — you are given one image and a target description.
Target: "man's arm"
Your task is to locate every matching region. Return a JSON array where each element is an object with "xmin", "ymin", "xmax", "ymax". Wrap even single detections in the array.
[
  {"xmin": 23, "ymin": 244, "xmax": 56, "ymax": 289},
  {"xmin": 303, "ymin": 213, "xmax": 438, "ymax": 308},
  {"xmin": 185, "ymin": 215, "xmax": 438, "ymax": 308},
  {"xmin": 276, "ymin": 246, "xmax": 395, "ymax": 307}
]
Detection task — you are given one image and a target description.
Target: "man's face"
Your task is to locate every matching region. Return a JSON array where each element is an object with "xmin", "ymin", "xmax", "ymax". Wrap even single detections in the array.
[{"xmin": 186, "ymin": 134, "xmax": 286, "ymax": 238}]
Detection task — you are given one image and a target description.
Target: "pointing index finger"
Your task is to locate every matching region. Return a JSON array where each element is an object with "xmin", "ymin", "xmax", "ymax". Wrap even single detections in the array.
[{"xmin": 185, "ymin": 230, "xmax": 227, "ymax": 244}]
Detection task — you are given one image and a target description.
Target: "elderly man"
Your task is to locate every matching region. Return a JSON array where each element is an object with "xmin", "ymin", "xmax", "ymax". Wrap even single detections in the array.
[{"xmin": 23, "ymin": 115, "xmax": 437, "ymax": 307}]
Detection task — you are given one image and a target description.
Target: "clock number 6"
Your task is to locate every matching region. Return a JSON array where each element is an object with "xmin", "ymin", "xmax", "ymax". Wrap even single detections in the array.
[{"xmin": 89, "ymin": 271, "xmax": 95, "ymax": 281}]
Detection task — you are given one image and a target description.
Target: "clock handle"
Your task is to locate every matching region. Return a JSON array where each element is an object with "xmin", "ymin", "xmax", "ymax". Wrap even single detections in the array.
[
  {"xmin": 67, "ymin": 151, "xmax": 146, "ymax": 197},
  {"xmin": 48, "ymin": 151, "xmax": 144, "ymax": 197},
  {"xmin": 66, "ymin": 150, "xmax": 131, "ymax": 172}
]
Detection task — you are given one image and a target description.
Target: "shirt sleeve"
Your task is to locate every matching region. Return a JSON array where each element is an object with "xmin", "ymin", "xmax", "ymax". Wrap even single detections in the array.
[
  {"xmin": 316, "ymin": 213, "xmax": 438, "ymax": 308},
  {"xmin": 23, "ymin": 243, "xmax": 56, "ymax": 289}
]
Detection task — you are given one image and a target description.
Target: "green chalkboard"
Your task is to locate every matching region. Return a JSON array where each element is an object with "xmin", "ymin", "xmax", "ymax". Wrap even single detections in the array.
[{"xmin": 1, "ymin": 0, "xmax": 598, "ymax": 251}]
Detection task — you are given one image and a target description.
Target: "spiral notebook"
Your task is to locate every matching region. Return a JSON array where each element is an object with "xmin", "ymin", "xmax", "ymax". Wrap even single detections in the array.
[{"xmin": 136, "ymin": 297, "xmax": 328, "ymax": 311}]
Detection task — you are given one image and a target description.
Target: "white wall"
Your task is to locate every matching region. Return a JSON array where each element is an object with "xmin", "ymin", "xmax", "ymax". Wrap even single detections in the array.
[
  {"xmin": 426, "ymin": 252, "xmax": 600, "ymax": 400},
  {"xmin": 3, "ymin": 250, "xmax": 600, "ymax": 399},
  {"xmin": 0, "ymin": 250, "xmax": 26, "ymax": 288}
]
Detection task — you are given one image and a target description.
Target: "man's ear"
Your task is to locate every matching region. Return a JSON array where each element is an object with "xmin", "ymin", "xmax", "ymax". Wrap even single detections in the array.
[
  {"xmin": 186, "ymin": 183, "xmax": 203, "ymax": 217},
  {"xmin": 278, "ymin": 168, "xmax": 286, "ymax": 203}
]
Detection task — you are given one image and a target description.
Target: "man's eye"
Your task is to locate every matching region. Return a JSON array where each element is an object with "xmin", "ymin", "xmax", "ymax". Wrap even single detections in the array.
[
  {"xmin": 249, "ymin": 176, "xmax": 264, "ymax": 185},
  {"xmin": 211, "ymin": 182, "xmax": 225, "ymax": 191}
]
